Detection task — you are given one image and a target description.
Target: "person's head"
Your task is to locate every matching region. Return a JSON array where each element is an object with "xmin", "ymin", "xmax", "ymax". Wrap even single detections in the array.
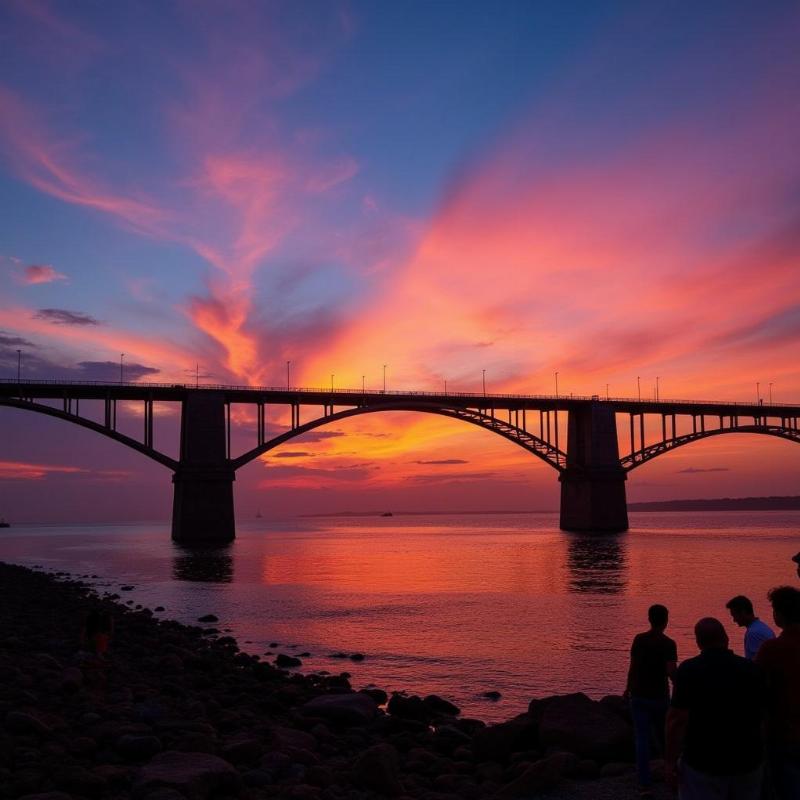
[
  {"xmin": 792, "ymin": 552, "xmax": 800, "ymax": 580},
  {"xmin": 694, "ymin": 617, "xmax": 729, "ymax": 651},
  {"xmin": 767, "ymin": 585, "xmax": 800, "ymax": 630},
  {"xmin": 648, "ymin": 603, "xmax": 669, "ymax": 631},
  {"xmin": 725, "ymin": 595, "xmax": 755, "ymax": 627}
]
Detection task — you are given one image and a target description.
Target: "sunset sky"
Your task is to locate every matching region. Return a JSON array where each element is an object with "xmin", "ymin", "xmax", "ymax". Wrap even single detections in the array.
[{"xmin": 1, "ymin": 1, "xmax": 799, "ymax": 522}]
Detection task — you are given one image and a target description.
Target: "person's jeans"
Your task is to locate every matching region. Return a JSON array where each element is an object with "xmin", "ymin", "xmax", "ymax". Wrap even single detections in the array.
[
  {"xmin": 679, "ymin": 759, "xmax": 763, "ymax": 800},
  {"xmin": 630, "ymin": 696, "xmax": 669, "ymax": 787}
]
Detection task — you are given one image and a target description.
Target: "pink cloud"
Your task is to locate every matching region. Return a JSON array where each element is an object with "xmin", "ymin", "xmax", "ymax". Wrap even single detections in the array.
[
  {"xmin": 21, "ymin": 264, "xmax": 67, "ymax": 284},
  {"xmin": 0, "ymin": 460, "xmax": 84, "ymax": 480}
]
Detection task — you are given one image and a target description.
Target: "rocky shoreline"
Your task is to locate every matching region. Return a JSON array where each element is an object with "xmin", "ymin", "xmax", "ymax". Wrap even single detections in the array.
[{"xmin": 0, "ymin": 562, "xmax": 667, "ymax": 799}]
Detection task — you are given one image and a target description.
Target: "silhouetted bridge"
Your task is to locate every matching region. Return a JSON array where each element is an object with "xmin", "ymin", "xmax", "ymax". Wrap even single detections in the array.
[{"xmin": 2, "ymin": 380, "xmax": 799, "ymax": 543}]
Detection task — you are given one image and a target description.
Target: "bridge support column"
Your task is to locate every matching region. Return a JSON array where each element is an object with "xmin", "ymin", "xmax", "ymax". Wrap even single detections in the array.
[
  {"xmin": 172, "ymin": 392, "xmax": 236, "ymax": 544},
  {"xmin": 559, "ymin": 403, "xmax": 628, "ymax": 533}
]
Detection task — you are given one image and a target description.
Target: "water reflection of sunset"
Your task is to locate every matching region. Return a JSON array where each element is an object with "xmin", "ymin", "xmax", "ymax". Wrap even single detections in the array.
[{"xmin": 261, "ymin": 522, "xmax": 571, "ymax": 595}]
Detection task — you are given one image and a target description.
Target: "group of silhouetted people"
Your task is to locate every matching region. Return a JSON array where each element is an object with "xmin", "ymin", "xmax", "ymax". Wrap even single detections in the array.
[{"xmin": 625, "ymin": 554, "xmax": 800, "ymax": 799}]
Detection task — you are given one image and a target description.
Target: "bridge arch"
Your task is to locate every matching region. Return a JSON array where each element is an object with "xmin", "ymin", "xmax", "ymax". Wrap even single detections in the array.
[
  {"xmin": 0, "ymin": 398, "xmax": 179, "ymax": 470},
  {"xmin": 624, "ymin": 424, "xmax": 800, "ymax": 472},
  {"xmin": 231, "ymin": 401, "xmax": 566, "ymax": 472}
]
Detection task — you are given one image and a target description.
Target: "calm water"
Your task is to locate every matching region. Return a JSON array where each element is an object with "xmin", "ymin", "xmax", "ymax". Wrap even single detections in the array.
[{"xmin": 2, "ymin": 511, "xmax": 798, "ymax": 722}]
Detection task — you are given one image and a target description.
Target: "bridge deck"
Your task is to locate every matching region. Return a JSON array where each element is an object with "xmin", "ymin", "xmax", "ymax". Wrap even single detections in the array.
[{"xmin": 1, "ymin": 379, "xmax": 798, "ymax": 417}]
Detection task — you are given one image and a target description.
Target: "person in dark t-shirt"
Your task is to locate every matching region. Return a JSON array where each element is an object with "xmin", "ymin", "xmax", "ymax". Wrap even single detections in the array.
[
  {"xmin": 666, "ymin": 617, "xmax": 765, "ymax": 799},
  {"xmin": 625, "ymin": 603, "xmax": 678, "ymax": 794},
  {"xmin": 755, "ymin": 585, "xmax": 800, "ymax": 799}
]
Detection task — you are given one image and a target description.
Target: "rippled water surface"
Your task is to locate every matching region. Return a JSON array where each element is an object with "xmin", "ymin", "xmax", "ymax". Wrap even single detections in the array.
[{"xmin": 2, "ymin": 511, "xmax": 798, "ymax": 721}]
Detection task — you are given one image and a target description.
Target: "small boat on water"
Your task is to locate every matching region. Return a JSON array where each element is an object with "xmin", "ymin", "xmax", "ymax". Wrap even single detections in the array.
[
  {"xmin": 0, "ymin": 518, "xmax": 10, "ymax": 528},
  {"xmin": 255, "ymin": 510, "xmax": 263, "ymax": 519},
  {"xmin": 380, "ymin": 512, "xmax": 393, "ymax": 517}
]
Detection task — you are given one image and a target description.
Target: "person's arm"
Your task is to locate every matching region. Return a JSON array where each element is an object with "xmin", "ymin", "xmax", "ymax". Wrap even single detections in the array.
[
  {"xmin": 666, "ymin": 640, "xmax": 678, "ymax": 683},
  {"xmin": 624, "ymin": 637, "xmax": 638, "ymax": 698},
  {"xmin": 665, "ymin": 707, "xmax": 689, "ymax": 792}
]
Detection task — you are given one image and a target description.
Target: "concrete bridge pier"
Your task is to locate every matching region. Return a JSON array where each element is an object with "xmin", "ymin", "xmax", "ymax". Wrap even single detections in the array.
[
  {"xmin": 172, "ymin": 392, "xmax": 236, "ymax": 544},
  {"xmin": 559, "ymin": 403, "xmax": 629, "ymax": 533}
]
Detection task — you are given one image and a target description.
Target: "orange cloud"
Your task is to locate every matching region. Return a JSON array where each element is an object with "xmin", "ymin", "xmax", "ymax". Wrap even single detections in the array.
[{"xmin": 0, "ymin": 460, "xmax": 129, "ymax": 481}]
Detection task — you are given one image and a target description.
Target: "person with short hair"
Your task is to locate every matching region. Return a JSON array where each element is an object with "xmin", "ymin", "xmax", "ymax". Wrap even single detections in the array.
[
  {"xmin": 625, "ymin": 603, "xmax": 677, "ymax": 796},
  {"xmin": 792, "ymin": 552, "xmax": 800, "ymax": 580},
  {"xmin": 725, "ymin": 594, "xmax": 775, "ymax": 660},
  {"xmin": 665, "ymin": 617, "xmax": 765, "ymax": 799},
  {"xmin": 755, "ymin": 586, "xmax": 800, "ymax": 799}
]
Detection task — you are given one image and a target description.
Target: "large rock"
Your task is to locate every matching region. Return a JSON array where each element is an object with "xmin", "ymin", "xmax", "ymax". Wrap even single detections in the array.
[
  {"xmin": 495, "ymin": 753, "xmax": 567, "ymax": 797},
  {"xmin": 272, "ymin": 726, "xmax": 318, "ymax": 752},
  {"xmin": 299, "ymin": 692, "xmax": 377, "ymax": 725},
  {"xmin": 59, "ymin": 667, "xmax": 83, "ymax": 691},
  {"xmin": 423, "ymin": 695, "xmax": 461, "ymax": 716},
  {"xmin": 360, "ymin": 688, "xmax": 388, "ymax": 705},
  {"xmin": 221, "ymin": 738, "xmax": 263, "ymax": 765},
  {"xmin": 353, "ymin": 743, "xmax": 403, "ymax": 796},
  {"xmin": 533, "ymin": 693, "xmax": 632, "ymax": 762},
  {"xmin": 472, "ymin": 714, "xmax": 538, "ymax": 763},
  {"xmin": 134, "ymin": 751, "xmax": 241, "ymax": 799},
  {"xmin": 386, "ymin": 693, "xmax": 431, "ymax": 722}
]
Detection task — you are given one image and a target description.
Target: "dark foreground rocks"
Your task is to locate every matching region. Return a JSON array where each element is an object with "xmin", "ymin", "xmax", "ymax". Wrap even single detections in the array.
[{"xmin": 0, "ymin": 562, "xmax": 650, "ymax": 799}]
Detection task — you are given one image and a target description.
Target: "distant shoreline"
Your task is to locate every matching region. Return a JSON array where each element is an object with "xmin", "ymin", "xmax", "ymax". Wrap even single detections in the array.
[
  {"xmin": 627, "ymin": 495, "xmax": 800, "ymax": 512},
  {"xmin": 301, "ymin": 496, "xmax": 800, "ymax": 517}
]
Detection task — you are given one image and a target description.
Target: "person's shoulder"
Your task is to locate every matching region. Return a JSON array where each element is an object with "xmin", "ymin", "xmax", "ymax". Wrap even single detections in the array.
[
  {"xmin": 751, "ymin": 619, "xmax": 775, "ymax": 636},
  {"xmin": 676, "ymin": 653, "xmax": 700, "ymax": 675}
]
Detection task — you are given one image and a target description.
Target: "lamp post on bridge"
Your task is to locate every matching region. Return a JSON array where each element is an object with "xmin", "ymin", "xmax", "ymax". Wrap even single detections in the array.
[
  {"xmin": 120, "ymin": 353, "xmax": 125, "ymax": 384},
  {"xmin": 637, "ymin": 376, "xmax": 641, "ymax": 402},
  {"xmin": 656, "ymin": 376, "xmax": 660, "ymax": 401},
  {"xmin": 482, "ymin": 369, "xmax": 486, "ymax": 397},
  {"xmin": 444, "ymin": 378, "xmax": 447, "ymax": 394},
  {"xmin": 606, "ymin": 383, "xmax": 609, "ymax": 401},
  {"xmin": 16, "ymin": 349, "xmax": 21, "ymax": 382},
  {"xmin": 756, "ymin": 382, "xmax": 761, "ymax": 404},
  {"xmin": 769, "ymin": 382, "xmax": 773, "ymax": 404},
  {"xmin": 331, "ymin": 374, "xmax": 334, "ymax": 392},
  {"xmin": 287, "ymin": 361, "xmax": 291, "ymax": 391},
  {"xmin": 362, "ymin": 375, "xmax": 365, "ymax": 393},
  {"xmin": 383, "ymin": 364, "xmax": 387, "ymax": 393},
  {"xmin": 555, "ymin": 371, "xmax": 559, "ymax": 399}
]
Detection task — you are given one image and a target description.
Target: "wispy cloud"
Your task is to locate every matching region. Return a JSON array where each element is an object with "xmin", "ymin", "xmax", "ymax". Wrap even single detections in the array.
[
  {"xmin": 34, "ymin": 308, "xmax": 100, "ymax": 326},
  {"xmin": 0, "ymin": 331, "xmax": 35, "ymax": 348},
  {"xmin": 676, "ymin": 467, "xmax": 731, "ymax": 474},
  {"xmin": 412, "ymin": 458, "xmax": 469, "ymax": 465},
  {"xmin": 0, "ymin": 460, "xmax": 130, "ymax": 481}
]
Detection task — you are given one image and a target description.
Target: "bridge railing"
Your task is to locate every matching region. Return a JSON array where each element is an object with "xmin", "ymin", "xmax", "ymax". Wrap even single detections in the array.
[{"xmin": 0, "ymin": 377, "xmax": 796, "ymax": 408}]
